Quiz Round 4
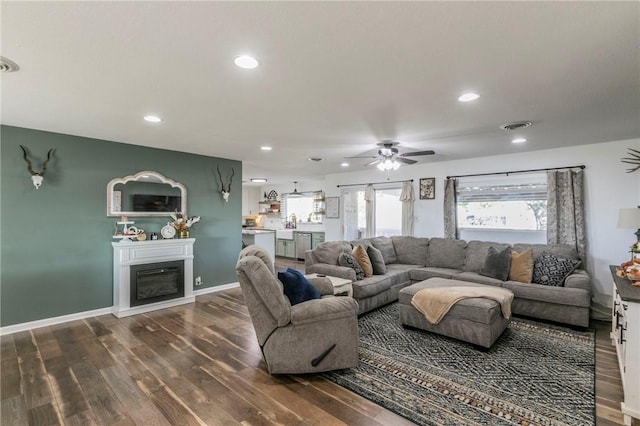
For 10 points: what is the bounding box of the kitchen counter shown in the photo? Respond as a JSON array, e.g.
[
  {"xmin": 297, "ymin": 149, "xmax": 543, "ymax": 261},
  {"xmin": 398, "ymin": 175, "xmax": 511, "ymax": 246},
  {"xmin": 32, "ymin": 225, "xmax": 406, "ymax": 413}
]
[
  {"xmin": 242, "ymin": 229, "xmax": 276, "ymax": 235},
  {"xmin": 242, "ymin": 229, "xmax": 276, "ymax": 261}
]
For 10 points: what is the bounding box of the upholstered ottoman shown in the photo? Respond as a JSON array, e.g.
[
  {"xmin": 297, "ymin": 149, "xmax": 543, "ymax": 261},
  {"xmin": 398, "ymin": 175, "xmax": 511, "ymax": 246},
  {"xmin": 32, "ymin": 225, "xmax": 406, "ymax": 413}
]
[{"xmin": 399, "ymin": 278, "xmax": 512, "ymax": 348}]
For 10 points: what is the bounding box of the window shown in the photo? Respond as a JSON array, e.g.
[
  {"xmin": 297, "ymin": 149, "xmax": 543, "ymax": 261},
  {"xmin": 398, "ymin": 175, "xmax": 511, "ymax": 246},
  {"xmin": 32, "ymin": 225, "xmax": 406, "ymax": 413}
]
[
  {"xmin": 341, "ymin": 185, "xmax": 403, "ymax": 239},
  {"xmin": 457, "ymin": 174, "xmax": 547, "ymax": 231},
  {"xmin": 282, "ymin": 192, "xmax": 324, "ymax": 224}
]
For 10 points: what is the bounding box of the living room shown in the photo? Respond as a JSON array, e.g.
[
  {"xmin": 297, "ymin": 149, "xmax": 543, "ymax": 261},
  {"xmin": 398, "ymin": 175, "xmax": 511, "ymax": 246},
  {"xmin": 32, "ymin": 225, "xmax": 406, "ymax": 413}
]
[{"xmin": 1, "ymin": 1, "xmax": 639, "ymax": 425}]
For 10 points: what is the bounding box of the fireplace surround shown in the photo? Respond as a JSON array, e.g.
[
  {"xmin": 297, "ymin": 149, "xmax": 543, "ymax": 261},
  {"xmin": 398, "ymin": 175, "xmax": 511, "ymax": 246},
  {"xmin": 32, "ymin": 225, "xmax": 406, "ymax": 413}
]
[{"xmin": 112, "ymin": 238, "xmax": 194, "ymax": 317}]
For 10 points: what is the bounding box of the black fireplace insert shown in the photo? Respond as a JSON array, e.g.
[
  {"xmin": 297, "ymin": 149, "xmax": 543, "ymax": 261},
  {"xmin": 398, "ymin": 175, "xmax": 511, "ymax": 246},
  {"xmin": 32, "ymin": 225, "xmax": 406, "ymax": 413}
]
[{"xmin": 130, "ymin": 260, "xmax": 184, "ymax": 307}]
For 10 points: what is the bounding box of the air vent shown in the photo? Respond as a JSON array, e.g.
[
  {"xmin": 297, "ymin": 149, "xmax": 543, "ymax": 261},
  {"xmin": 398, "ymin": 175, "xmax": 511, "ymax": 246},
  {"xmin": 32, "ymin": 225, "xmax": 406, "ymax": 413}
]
[
  {"xmin": 307, "ymin": 157, "xmax": 323, "ymax": 162},
  {"xmin": 0, "ymin": 57, "xmax": 20, "ymax": 73},
  {"xmin": 500, "ymin": 121, "xmax": 532, "ymax": 131}
]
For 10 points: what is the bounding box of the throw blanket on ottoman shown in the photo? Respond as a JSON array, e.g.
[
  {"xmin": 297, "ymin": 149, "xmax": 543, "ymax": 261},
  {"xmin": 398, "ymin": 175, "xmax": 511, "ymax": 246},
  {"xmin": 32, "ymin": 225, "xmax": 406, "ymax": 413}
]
[{"xmin": 411, "ymin": 286, "xmax": 514, "ymax": 324}]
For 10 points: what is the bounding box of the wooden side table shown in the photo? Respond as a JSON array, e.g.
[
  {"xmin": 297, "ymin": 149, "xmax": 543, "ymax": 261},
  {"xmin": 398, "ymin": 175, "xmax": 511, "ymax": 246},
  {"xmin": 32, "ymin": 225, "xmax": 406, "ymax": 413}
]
[
  {"xmin": 306, "ymin": 273, "xmax": 353, "ymax": 297},
  {"xmin": 610, "ymin": 265, "xmax": 640, "ymax": 425}
]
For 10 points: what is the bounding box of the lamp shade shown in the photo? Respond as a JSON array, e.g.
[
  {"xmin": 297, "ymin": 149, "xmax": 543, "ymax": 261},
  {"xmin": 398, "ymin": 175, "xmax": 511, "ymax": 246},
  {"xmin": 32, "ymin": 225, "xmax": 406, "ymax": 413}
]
[{"xmin": 618, "ymin": 208, "xmax": 640, "ymax": 229}]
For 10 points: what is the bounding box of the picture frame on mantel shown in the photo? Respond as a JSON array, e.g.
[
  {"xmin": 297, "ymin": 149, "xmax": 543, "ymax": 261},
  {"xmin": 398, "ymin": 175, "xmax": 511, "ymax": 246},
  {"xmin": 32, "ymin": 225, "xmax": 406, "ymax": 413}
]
[
  {"xmin": 326, "ymin": 197, "xmax": 340, "ymax": 218},
  {"xmin": 419, "ymin": 178, "xmax": 436, "ymax": 200}
]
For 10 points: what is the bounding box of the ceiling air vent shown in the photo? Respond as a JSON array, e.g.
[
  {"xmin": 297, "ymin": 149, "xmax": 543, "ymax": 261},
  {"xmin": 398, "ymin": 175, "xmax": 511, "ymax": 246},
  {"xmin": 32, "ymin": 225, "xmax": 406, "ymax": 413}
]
[
  {"xmin": 500, "ymin": 121, "xmax": 532, "ymax": 131},
  {"xmin": 0, "ymin": 57, "xmax": 20, "ymax": 72}
]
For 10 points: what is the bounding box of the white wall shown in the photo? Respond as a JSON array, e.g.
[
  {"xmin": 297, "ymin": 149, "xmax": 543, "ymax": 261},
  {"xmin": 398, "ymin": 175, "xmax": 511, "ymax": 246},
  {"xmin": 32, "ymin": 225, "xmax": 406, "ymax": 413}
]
[{"xmin": 322, "ymin": 138, "xmax": 640, "ymax": 299}]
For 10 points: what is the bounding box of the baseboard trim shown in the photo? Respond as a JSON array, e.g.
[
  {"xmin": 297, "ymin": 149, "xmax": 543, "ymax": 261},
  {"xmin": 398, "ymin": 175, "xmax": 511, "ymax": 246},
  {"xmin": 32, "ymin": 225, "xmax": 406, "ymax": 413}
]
[
  {"xmin": 194, "ymin": 282, "xmax": 239, "ymax": 296},
  {"xmin": 0, "ymin": 307, "xmax": 113, "ymax": 336},
  {"xmin": 0, "ymin": 283, "xmax": 241, "ymax": 336}
]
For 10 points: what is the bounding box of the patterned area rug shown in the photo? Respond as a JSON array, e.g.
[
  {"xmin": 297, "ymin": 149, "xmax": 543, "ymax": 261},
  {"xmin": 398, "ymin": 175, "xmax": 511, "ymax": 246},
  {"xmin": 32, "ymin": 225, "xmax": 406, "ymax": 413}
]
[{"xmin": 322, "ymin": 303, "xmax": 595, "ymax": 426}]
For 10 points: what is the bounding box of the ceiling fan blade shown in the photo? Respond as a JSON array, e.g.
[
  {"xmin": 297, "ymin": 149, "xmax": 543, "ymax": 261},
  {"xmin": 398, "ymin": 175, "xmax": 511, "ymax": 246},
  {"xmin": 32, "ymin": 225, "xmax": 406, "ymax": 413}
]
[
  {"xmin": 395, "ymin": 157, "xmax": 417, "ymax": 165},
  {"xmin": 398, "ymin": 150, "xmax": 435, "ymax": 157},
  {"xmin": 344, "ymin": 155, "xmax": 379, "ymax": 159},
  {"xmin": 365, "ymin": 159, "xmax": 381, "ymax": 167}
]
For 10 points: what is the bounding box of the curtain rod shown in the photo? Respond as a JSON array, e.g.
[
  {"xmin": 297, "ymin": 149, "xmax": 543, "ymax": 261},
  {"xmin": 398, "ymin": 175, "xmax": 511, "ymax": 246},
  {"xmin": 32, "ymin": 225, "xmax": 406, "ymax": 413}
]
[
  {"xmin": 337, "ymin": 179, "xmax": 413, "ymax": 188},
  {"xmin": 446, "ymin": 165, "xmax": 585, "ymax": 180}
]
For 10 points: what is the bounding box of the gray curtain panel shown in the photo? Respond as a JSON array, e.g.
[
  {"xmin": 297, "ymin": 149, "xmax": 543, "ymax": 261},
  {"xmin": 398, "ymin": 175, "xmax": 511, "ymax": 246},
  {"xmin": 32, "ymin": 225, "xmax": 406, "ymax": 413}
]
[
  {"xmin": 443, "ymin": 178, "xmax": 458, "ymax": 239},
  {"xmin": 547, "ymin": 170, "xmax": 586, "ymax": 265},
  {"xmin": 400, "ymin": 181, "xmax": 415, "ymax": 236}
]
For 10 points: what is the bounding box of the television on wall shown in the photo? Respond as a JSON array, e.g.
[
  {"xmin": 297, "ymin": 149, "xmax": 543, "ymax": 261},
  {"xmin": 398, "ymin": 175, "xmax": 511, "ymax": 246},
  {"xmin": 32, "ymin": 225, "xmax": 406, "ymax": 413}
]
[{"xmin": 132, "ymin": 194, "xmax": 181, "ymax": 212}]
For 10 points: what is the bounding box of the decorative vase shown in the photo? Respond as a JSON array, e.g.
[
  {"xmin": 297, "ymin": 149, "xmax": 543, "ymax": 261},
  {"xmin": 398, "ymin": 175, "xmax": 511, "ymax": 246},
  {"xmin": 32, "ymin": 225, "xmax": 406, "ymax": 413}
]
[{"xmin": 180, "ymin": 229, "xmax": 189, "ymax": 238}]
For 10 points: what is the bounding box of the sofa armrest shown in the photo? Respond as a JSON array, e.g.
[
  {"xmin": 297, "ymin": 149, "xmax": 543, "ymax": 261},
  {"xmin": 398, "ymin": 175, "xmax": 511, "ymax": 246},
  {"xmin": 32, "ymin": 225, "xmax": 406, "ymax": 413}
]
[
  {"xmin": 306, "ymin": 264, "xmax": 356, "ymax": 281},
  {"xmin": 290, "ymin": 297, "xmax": 358, "ymax": 326},
  {"xmin": 307, "ymin": 277, "xmax": 334, "ymax": 296},
  {"xmin": 564, "ymin": 269, "xmax": 591, "ymax": 293}
]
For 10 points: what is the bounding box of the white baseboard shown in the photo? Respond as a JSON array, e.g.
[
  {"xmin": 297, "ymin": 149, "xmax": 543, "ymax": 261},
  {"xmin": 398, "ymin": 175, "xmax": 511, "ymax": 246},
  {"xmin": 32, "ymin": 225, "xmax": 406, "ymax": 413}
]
[
  {"xmin": 0, "ymin": 282, "xmax": 241, "ymax": 336},
  {"xmin": 194, "ymin": 282, "xmax": 239, "ymax": 296},
  {"xmin": 0, "ymin": 306, "xmax": 113, "ymax": 336}
]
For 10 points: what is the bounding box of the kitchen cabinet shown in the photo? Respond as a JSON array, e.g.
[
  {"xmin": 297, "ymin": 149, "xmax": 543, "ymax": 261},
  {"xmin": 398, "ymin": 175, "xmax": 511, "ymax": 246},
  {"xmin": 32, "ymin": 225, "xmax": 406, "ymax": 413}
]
[
  {"xmin": 242, "ymin": 187, "xmax": 260, "ymax": 216},
  {"xmin": 276, "ymin": 238, "xmax": 296, "ymax": 258},
  {"xmin": 311, "ymin": 232, "xmax": 325, "ymax": 249}
]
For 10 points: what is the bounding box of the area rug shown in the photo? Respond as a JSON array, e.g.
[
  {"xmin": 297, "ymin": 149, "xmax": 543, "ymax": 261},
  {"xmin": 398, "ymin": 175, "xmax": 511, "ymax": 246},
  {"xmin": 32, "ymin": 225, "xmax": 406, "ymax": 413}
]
[{"xmin": 321, "ymin": 303, "xmax": 595, "ymax": 426}]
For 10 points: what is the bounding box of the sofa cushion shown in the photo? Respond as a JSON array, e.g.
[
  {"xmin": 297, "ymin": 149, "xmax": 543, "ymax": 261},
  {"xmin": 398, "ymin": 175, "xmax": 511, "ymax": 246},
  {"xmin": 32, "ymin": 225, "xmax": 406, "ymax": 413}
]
[
  {"xmin": 513, "ymin": 243, "xmax": 579, "ymax": 262},
  {"xmin": 425, "ymin": 238, "xmax": 467, "ymax": 269},
  {"xmin": 502, "ymin": 281, "xmax": 591, "ymax": 307},
  {"xmin": 370, "ymin": 236, "xmax": 397, "ymax": 264},
  {"xmin": 338, "ymin": 251, "xmax": 365, "ymax": 280},
  {"xmin": 463, "ymin": 241, "xmax": 510, "ymax": 273},
  {"xmin": 391, "ymin": 236, "xmax": 429, "ymax": 266},
  {"xmin": 278, "ymin": 268, "xmax": 321, "ymax": 305},
  {"xmin": 532, "ymin": 251, "xmax": 580, "ymax": 286},
  {"xmin": 314, "ymin": 241, "xmax": 353, "ymax": 265},
  {"xmin": 367, "ymin": 245, "xmax": 387, "ymax": 275},
  {"xmin": 509, "ymin": 249, "xmax": 534, "ymax": 283},
  {"xmin": 453, "ymin": 271, "xmax": 504, "ymax": 287},
  {"xmin": 409, "ymin": 267, "xmax": 461, "ymax": 281},
  {"xmin": 385, "ymin": 265, "xmax": 413, "ymax": 286},
  {"xmin": 480, "ymin": 246, "xmax": 512, "ymax": 281},
  {"xmin": 351, "ymin": 275, "xmax": 392, "ymax": 299},
  {"xmin": 350, "ymin": 239, "xmax": 373, "ymax": 248},
  {"xmin": 352, "ymin": 245, "xmax": 373, "ymax": 277}
]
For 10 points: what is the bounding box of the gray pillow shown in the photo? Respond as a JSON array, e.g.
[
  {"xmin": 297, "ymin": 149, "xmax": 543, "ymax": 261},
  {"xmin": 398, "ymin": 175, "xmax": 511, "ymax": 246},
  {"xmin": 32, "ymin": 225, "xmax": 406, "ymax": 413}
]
[
  {"xmin": 338, "ymin": 251, "xmax": 365, "ymax": 280},
  {"xmin": 480, "ymin": 246, "xmax": 512, "ymax": 281},
  {"xmin": 370, "ymin": 236, "xmax": 397, "ymax": 264},
  {"xmin": 366, "ymin": 245, "xmax": 387, "ymax": 275},
  {"xmin": 532, "ymin": 251, "xmax": 581, "ymax": 286}
]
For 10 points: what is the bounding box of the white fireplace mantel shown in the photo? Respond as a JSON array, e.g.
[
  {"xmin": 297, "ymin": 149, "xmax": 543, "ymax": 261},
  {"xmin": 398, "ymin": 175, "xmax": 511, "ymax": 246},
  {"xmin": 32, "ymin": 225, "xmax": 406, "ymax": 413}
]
[{"xmin": 112, "ymin": 238, "xmax": 195, "ymax": 318}]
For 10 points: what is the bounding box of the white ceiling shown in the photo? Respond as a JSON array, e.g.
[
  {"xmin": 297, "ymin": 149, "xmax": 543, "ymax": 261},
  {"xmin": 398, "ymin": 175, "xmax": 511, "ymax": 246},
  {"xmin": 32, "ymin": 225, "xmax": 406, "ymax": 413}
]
[{"xmin": 2, "ymin": 1, "xmax": 638, "ymax": 185}]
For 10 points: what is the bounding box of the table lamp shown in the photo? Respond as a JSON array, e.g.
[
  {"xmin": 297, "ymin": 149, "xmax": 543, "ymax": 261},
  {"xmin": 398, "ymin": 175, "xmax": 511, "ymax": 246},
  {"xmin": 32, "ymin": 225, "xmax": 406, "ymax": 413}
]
[{"xmin": 618, "ymin": 207, "xmax": 640, "ymax": 241}]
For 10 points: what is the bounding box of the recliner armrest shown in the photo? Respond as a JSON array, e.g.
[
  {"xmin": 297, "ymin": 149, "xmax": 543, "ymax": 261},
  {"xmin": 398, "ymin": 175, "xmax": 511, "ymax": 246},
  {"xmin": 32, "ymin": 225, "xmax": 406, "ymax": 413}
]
[{"xmin": 290, "ymin": 297, "xmax": 358, "ymax": 326}]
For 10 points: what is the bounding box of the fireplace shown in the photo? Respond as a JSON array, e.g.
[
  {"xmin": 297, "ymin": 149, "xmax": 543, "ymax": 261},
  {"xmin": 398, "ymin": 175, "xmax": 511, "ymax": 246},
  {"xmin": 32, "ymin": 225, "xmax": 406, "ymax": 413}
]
[
  {"xmin": 112, "ymin": 238, "xmax": 195, "ymax": 318},
  {"xmin": 130, "ymin": 260, "xmax": 184, "ymax": 307}
]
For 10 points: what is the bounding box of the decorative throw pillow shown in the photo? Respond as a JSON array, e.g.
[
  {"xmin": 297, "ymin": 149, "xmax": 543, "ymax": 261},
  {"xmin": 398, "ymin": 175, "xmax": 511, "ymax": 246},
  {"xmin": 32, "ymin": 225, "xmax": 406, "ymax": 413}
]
[
  {"xmin": 480, "ymin": 246, "xmax": 512, "ymax": 281},
  {"xmin": 509, "ymin": 249, "xmax": 534, "ymax": 283},
  {"xmin": 367, "ymin": 245, "xmax": 387, "ymax": 275},
  {"xmin": 277, "ymin": 268, "xmax": 321, "ymax": 305},
  {"xmin": 352, "ymin": 245, "xmax": 373, "ymax": 277},
  {"xmin": 339, "ymin": 251, "xmax": 365, "ymax": 280},
  {"xmin": 532, "ymin": 251, "xmax": 581, "ymax": 286}
]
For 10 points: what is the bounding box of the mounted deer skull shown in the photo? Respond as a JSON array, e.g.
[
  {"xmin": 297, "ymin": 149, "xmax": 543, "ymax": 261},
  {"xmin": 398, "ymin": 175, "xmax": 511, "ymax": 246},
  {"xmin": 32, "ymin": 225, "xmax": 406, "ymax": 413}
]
[
  {"xmin": 217, "ymin": 165, "xmax": 234, "ymax": 202},
  {"xmin": 622, "ymin": 148, "xmax": 640, "ymax": 173},
  {"xmin": 20, "ymin": 145, "xmax": 53, "ymax": 189}
]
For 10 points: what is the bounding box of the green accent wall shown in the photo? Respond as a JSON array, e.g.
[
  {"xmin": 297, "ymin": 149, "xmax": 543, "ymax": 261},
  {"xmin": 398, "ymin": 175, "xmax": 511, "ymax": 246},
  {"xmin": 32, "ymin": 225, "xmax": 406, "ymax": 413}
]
[{"xmin": 1, "ymin": 125, "xmax": 242, "ymax": 327}]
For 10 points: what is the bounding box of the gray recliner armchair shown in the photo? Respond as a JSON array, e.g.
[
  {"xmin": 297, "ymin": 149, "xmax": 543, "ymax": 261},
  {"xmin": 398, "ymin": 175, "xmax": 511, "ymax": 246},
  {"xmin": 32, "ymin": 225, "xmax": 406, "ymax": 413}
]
[{"xmin": 236, "ymin": 245, "xmax": 359, "ymax": 374}]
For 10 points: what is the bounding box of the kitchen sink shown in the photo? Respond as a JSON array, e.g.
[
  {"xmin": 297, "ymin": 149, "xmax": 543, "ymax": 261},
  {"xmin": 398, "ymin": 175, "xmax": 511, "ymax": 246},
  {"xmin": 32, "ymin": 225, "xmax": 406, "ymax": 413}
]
[{"xmin": 276, "ymin": 230, "xmax": 294, "ymax": 240}]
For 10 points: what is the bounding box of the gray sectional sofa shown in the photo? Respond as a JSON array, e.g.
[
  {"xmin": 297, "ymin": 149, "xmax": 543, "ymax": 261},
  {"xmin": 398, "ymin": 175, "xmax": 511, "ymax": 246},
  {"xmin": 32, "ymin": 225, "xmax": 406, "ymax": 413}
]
[{"xmin": 304, "ymin": 236, "xmax": 592, "ymax": 327}]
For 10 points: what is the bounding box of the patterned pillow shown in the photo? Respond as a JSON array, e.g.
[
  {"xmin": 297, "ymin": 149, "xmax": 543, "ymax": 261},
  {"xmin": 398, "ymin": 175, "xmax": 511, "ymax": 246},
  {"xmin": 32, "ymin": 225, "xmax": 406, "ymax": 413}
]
[
  {"xmin": 532, "ymin": 251, "xmax": 581, "ymax": 286},
  {"xmin": 339, "ymin": 251, "xmax": 365, "ymax": 281}
]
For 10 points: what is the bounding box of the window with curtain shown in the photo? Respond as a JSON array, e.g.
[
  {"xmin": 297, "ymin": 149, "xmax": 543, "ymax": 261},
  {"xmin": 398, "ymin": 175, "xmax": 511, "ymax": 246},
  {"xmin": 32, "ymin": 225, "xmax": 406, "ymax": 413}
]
[
  {"xmin": 456, "ymin": 173, "xmax": 548, "ymax": 232},
  {"xmin": 281, "ymin": 191, "xmax": 324, "ymax": 224},
  {"xmin": 341, "ymin": 185, "xmax": 403, "ymax": 239}
]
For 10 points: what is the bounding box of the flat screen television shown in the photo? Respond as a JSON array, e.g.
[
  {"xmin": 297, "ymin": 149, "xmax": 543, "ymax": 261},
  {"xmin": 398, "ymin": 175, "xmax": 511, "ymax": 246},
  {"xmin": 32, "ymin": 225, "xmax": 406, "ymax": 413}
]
[{"xmin": 132, "ymin": 194, "xmax": 181, "ymax": 212}]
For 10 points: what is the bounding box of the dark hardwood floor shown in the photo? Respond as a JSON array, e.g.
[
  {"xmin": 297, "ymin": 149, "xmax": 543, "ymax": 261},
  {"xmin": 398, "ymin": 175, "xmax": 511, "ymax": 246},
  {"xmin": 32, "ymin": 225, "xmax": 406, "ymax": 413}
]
[{"xmin": 0, "ymin": 261, "xmax": 634, "ymax": 425}]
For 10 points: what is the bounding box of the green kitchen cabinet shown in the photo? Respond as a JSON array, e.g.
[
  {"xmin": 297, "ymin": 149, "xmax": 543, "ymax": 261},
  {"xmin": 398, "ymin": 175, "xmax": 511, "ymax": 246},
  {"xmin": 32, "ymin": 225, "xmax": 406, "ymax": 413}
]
[
  {"xmin": 311, "ymin": 232, "xmax": 325, "ymax": 250},
  {"xmin": 276, "ymin": 239, "xmax": 296, "ymax": 258}
]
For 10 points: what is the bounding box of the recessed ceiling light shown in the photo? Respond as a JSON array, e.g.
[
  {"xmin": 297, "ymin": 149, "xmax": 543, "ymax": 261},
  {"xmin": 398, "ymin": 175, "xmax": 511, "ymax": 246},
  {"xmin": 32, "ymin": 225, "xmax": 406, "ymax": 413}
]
[
  {"xmin": 308, "ymin": 157, "xmax": 323, "ymax": 162},
  {"xmin": 234, "ymin": 55, "xmax": 259, "ymax": 69},
  {"xmin": 144, "ymin": 115, "xmax": 162, "ymax": 123},
  {"xmin": 512, "ymin": 138, "xmax": 527, "ymax": 144},
  {"xmin": 458, "ymin": 92, "xmax": 480, "ymax": 102},
  {"xmin": 341, "ymin": 162, "xmax": 350, "ymax": 167},
  {"xmin": 250, "ymin": 178, "xmax": 267, "ymax": 183},
  {"xmin": 260, "ymin": 146, "xmax": 272, "ymax": 151}
]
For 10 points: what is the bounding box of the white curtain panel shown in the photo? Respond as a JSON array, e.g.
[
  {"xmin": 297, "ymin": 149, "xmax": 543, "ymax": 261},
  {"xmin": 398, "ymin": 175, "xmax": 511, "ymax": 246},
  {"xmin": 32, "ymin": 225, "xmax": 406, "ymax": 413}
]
[
  {"xmin": 400, "ymin": 181, "xmax": 415, "ymax": 236},
  {"xmin": 443, "ymin": 178, "xmax": 458, "ymax": 239},
  {"xmin": 364, "ymin": 184, "xmax": 375, "ymax": 238},
  {"xmin": 547, "ymin": 170, "xmax": 587, "ymax": 264}
]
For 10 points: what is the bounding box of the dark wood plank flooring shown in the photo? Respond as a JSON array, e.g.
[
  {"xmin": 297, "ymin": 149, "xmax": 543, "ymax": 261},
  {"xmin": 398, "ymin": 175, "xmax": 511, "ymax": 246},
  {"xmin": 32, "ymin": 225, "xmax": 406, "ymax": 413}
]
[{"xmin": 0, "ymin": 262, "xmax": 635, "ymax": 425}]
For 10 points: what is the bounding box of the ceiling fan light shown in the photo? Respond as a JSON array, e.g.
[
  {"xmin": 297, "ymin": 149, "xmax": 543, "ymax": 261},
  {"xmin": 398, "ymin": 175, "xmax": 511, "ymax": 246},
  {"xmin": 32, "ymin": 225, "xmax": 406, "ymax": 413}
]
[
  {"xmin": 392, "ymin": 161, "xmax": 401, "ymax": 170},
  {"xmin": 376, "ymin": 162, "xmax": 385, "ymax": 171}
]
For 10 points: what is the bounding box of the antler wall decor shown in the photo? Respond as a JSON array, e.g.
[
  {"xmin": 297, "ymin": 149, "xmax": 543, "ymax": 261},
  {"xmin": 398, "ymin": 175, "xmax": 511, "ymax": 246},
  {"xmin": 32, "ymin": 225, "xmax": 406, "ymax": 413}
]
[
  {"xmin": 216, "ymin": 165, "xmax": 235, "ymax": 202},
  {"xmin": 20, "ymin": 145, "xmax": 54, "ymax": 189},
  {"xmin": 621, "ymin": 148, "xmax": 640, "ymax": 173}
]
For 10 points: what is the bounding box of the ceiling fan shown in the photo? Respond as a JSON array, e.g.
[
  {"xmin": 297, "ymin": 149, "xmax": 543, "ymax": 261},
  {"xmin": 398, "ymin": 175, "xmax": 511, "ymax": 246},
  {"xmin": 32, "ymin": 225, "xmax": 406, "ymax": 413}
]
[{"xmin": 345, "ymin": 141, "xmax": 435, "ymax": 169}]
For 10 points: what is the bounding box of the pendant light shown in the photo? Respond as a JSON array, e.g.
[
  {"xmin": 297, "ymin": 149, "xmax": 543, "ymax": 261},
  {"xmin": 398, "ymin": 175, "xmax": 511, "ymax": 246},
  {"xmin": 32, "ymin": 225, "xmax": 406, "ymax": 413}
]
[{"xmin": 289, "ymin": 181, "xmax": 302, "ymax": 197}]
